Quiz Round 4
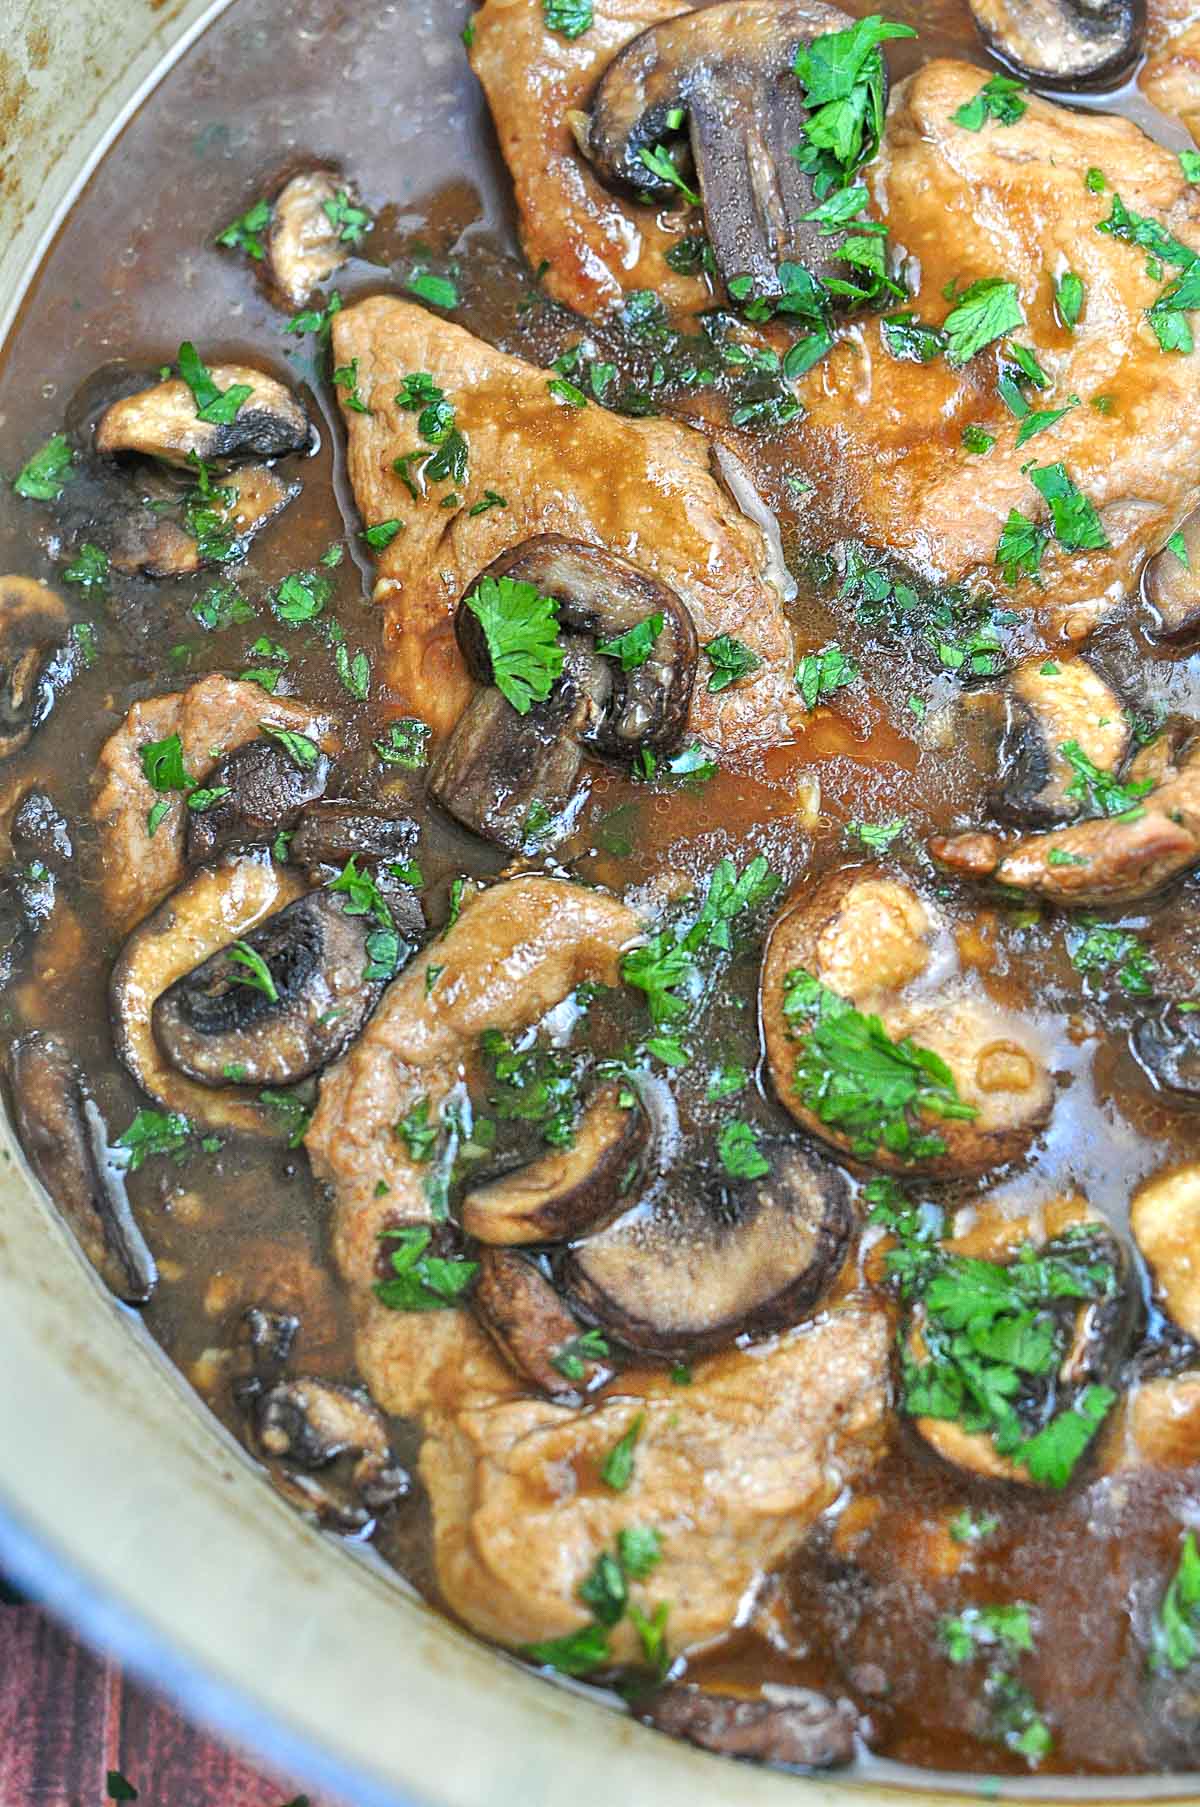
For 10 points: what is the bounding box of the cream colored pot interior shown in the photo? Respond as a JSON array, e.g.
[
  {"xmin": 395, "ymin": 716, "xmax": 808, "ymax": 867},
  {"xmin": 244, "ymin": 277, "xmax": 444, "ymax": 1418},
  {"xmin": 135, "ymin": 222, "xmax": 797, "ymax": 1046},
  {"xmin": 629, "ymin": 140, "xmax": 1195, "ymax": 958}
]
[{"xmin": 0, "ymin": 6, "xmax": 1179, "ymax": 1807}]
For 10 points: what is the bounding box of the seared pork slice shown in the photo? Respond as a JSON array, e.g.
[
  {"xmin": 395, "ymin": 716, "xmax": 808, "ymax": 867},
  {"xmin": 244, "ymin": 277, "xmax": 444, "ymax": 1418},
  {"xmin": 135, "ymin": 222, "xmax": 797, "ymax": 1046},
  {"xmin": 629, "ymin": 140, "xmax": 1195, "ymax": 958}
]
[
  {"xmin": 305, "ymin": 875, "xmax": 640, "ymax": 1288},
  {"xmin": 469, "ymin": 0, "xmax": 698, "ymax": 320},
  {"xmin": 760, "ymin": 867, "xmax": 1053, "ymax": 1177},
  {"xmin": 795, "ymin": 60, "xmax": 1200, "ymax": 629},
  {"xmin": 330, "ymin": 298, "xmax": 801, "ymax": 751},
  {"xmin": 92, "ymin": 675, "xmax": 339, "ymax": 932},
  {"xmin": 355, "ymin": 1293, "xmax": 890, "ymax": 1656}
]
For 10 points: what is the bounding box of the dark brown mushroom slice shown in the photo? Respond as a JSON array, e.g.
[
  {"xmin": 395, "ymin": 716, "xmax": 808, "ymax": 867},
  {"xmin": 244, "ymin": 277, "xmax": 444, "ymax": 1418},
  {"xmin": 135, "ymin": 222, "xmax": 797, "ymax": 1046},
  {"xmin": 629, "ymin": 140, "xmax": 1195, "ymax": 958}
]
[
  {"xmin": 459, "ymin": 536, "xmax": 697, "ymax": 758},
  {"xmin": 95, "ymin": 364, "xmax": 311, "ymax": 468},
  {"xmin": 428, "ymin": 639, "xmax": 611, "ymax": 852},
  {"xmin": 965, "ymin": 0, "xmax": 1144, "ymax": 86},
  {"xmin": 11, "ymin": 789, "xmax": 73, "ymax": 864},
  {"xmin": 152, "ymin": 886, "xmax": 403, "ymax": 1089},
  {"xmin": 1131, "ymin": 1004, "xmax": 1200, "ymax": 1104},
  {"xmin": 0, "ymin": 578, "xmax": 72, "ymax": 760},
  {"xmin": 563, "ymin": 1138, "xmax": 851, "ymax": 1358},
  {"xmin": 991, "ymin": 656, "xmax": 1129, "ymax": 828},
  {"xmin": 249, "ymin": 1376, "xmax": 409, "ymax": 1530},
  {"xmin": 462, "ymin": 1082, "xmax": 649, "ymax": 1244},
  {"xmin": 635, "ymin": 1685, "xmax": 859, "ymax": 1770},
  {"xmin": 9, "ymin": 1034, "xmax": 156, "ymax": 1304},
  {"xmin": 290, "ymin": 800, "xmax": 420, "ymax": 872},
  {"xmin": 185, "ymin": 737, "xmax": 331, "ymax": 864},
  {"xmin": 266, "ymin": 167, "xmax": 358, "ymax": 305},
  {"xmin": 586, "ymin": 0, "xmax": 861, "ymax": 301},
  {"xmin": 1144, "ymin": 510, "xmax": 1200, "ymax": 648},
  {"xmin": 473, "ymin": 1249, "xmax": 614, "ymax": 1403}
]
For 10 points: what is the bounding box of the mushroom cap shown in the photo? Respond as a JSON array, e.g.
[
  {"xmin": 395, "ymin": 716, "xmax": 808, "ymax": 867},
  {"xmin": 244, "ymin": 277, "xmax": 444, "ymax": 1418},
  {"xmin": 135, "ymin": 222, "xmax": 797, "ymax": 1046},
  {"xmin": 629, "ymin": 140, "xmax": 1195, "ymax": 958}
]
[
  {"xmin": 965, "ymin": 0, "xmax": 1145, "ymax": 87},
  {"xmin": 1144, "ymin": 509, "xmax": 1200, "ymax": 648},
  {"xmin": 185, "ymin": 737, "xmax": 331, "ymax": 865},
  {"xmin": 472, "ymin": 1248, "xmax": 614, "ymax": 1404},
  {"xmin": 1131, "ymin": 1004, "xmax": 1200, "ymax": 1105},
  {"xmin": 562, "ymin": 1136, "xmax": 852, "ymax": 1358},
  {"xmin": 636, "ymin": 1685, "xmax": 858, "ymax": 1770},
  {"xmin": 266, "ymin": 166, "xmax": 355, "ymax": 307},
  {"xmin": 991, "ymin": 656, "xmax": 1129, "ymax": 829},
  {"xmin": 586, "ymin": 0, "xmax": 861, "ymax": 299},
  {"xmin": 151, "ymin": 885, "xmax": 403, "ymax": 1089},
  {"xmin": 0, "ymin": 577, "xmax": 71, "ymax": 761},
  {"xmin": 95, "ymin": 365, "xmax": 311, "ymax": 468},
  {"xmin": 456, "ymin": 534, "xmax": 698, "ymax": 757}
]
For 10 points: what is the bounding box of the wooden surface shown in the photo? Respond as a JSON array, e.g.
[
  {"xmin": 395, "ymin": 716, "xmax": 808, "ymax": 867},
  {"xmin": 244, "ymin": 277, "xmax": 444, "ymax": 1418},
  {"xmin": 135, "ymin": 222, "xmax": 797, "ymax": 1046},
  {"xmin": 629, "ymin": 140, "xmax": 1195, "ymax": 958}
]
[{"xmin": 0, "ymin": 1582, "xmax": 343, "ymax": 1807}]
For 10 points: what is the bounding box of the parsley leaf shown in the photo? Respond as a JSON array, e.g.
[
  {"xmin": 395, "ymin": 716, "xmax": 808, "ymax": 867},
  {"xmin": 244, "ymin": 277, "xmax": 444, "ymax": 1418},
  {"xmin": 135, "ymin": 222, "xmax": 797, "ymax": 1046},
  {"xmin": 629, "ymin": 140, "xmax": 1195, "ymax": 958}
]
[
  {"xmin": 952, "ymin": 73, "xmax": 1028, "ymax": 131},
  {"xmin": 882, "ymin": 312, "xmax": 948, "ymax": 363},
  {"xmin": 796, "ymin": 643, "xmax": 859, "ymax": 709},
  {"xmin": 524, "ymin": 1623, "xmax": 610, "ymax": 1675},
  {"xmin": 717, "ymin": 1119, "xmax": 770, "ymax": 1180},
  {"xmin": 1096, "ymin": 192, "xmax": 1198, "ymax": 271},
  {"xmin": 62, "ymin": 542, "xmax": 109, "ymax": 589},
  {"xmin": 1028, "ymin": 463, "xmax": 1110, "ymax": 551},
  {"xmin": 601, "ymin": 1413, "xmax": 644, "ymax": 1491},
  {"xmin": 406, "ymin": 267, "xmax": 459, "ymax": 310},
  {"xmin": 177, "ymin": 342, "xmax": 253, "ymax": 425},
  {"xmin": 551, "ymin": 1327, "xmax": 610, "ymax": 1382},
  {"xmin": 791, "ymin": 15, "xmax": 917, "ymax": 197},
  {"xmin": 228, "ymin": 939, "xmax": 279, "ymax": 1002},
  {"xmin": 1060, "ymin": 740, "xmax": 1153, "ymax": 819},
  {"xmin": 997, "ymin": 508, "xmax": 1048, "ymax": 585},
  {"xmin": 215, "ymin": 197, "xmax": 271, "ymax": 260},
  {"xmin": 1152, "ymin": 1530, "xmax": 1200, "ymax": 1673},
  {"xmin": 1070, "ymin": 922, "xmax": 1155, "ymax": 995},
  {"xmin": 375, "ymin": 1226, "xmax": 478, "ymax": 1312},
  {"xmin": 782, "ymin": 969, "xmax": 977, "ymax": 1161},
  {"xmin": 322, "ymin": 188, "xmax": 371, "ymax": 246},
  {"xmin": 463, "ymin": 573, "xmax": 564, "ymax": 715},
  {"xmin": 1014, "ymin": 395, "xmax": 1080, "ymax": 447},
  {"xmin": 596, "ymin": 613, "xmax": 664, "ymax": 672},
  {"xmin": 375, "ymin": 718, "xmax": 431, "ymax": 768},
  {"xmin": 940, "ymin": 1603, "xmax": 1035, "ymax": 1664},
  {"xmin": 114, "ymin": 1109, "xmax": 193, "ymax": 1172},
  {"xmin": 13, "ymin": 433, "xmax": 75, "ymax": 501},
  {"xmin": 638, "ymin": 144, "xmax": 700, "ymax": 208},
  {"xmin": 943, "ymin": 279, "xmax": 1024, "ymax": 364},
  {"xmin": 286, "ymin": 290, "xmax": 343, "ymax": 339},
  {"xmin": 1054, "ymin": 270, "xmax": 1085, "ymax": 331},
  {"xmin": 543, "ymin": 0, "xmax": 592, "ymax": 37},
  {"xmin": 704, "ymin": 634, "xmax": 761, "ymax": 693},
  {"xmin": 273, "ymin": 570, "xmax": 330, "ymax": 623},
  {"xmin": 140, "ymin": 732, "xmax": 193, "ymax": 793}
]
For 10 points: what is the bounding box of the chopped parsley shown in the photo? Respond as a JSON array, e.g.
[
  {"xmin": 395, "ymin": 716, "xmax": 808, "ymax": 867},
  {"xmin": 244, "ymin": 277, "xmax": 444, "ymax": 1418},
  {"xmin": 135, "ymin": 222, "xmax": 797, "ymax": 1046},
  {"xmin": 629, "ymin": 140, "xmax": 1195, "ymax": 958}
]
[
  {"xmin": 62, "ymin": 542, "xmax": 109, "ymax": 589},
  {"xmin": 542, "ymin": 0, "xmax": 592, "ymax": 37},
  {"xmin": 882, "ymin": 313, "xmax": 947, "ymax": 363},
  {"xmin": 363, "ymin": 518, "xmax": 404, "ymax": 549},
  {"xmin": 13, "ymin": 433, "xmax": 74, "ymax": 501},
  {"xmin": 791, "ymin": 15, "xmax": 917, "ymax": 198},
  {"xmin": 1061, "ymin": 740, "xmax": 1153, "ymax": 819},
  {"xmin": 406, "ymin": 267, "xmax": 459, "ymax": 310},
  {"xmin": 620, "ymin": 856, "xmax": 779, "ymax": 1026},
  {"xmin": 596, "ymin": 613, "xmax": 664, "ymax": 671},
  {"xmin": 638, "ymin": 144, "xmax": 700, "ymax": 208},
  {"xmin": 962, "ymin": 424, "xmax": 996, "ymax": 456},
  {"xmin": 796, "ymin": 644, "xmax": 859, "ymax": 710},
  {"xmin": 375, "ymin": 1226, "xmax": 478, "ymax": 1312},
  {"xmin": 1096, "ymin": 193, "xmax": 1198, "ymax": 272},
  {"xmin": 228, "ymin": 939, "xmax": 278, "ymax": 1003},
  {"xmin": 259, "ymin": 1090, "xmax": 313, "ymax": 1147},
  {"xmin": 546, "ymin": 375, "xmax": 588, "ymax": 408},
  {"xmin": 782, "ymin": 970, "xmax": 977, "ymax": 1162},
  {"xmin": 950, "ymin": 1507, "xmax": 999, "ymax": 1544},
  {"xmin": 942, "ymin": 279, "xmax": 1023, "ymax": 364},
  {"xmin": 704, "ymin": 634, "xmax": 761, "ymax": 693},
  {"xmin": 332, "ymin": 357, "xmax": 371, "ymax": 414},
  {"xmin": 601, "ymin": 1413, "xmax": 644, "ymax": 1491},
  {"xmin": 848, "ymin": 817, "xmax": 906, "ymax": 853},
  {"xmin": 260, "ymin": 724, "xmax": 320, "ymax": 770},
  {"xmin": 551, "ymin": 1328, "xmax": 610, "ymax": 1382},
  {"xmin": 707, "ymin": 1063, "xmax": 748, "ymax": 1101},
  {"xmin": 1028, "ymin": 463, "xmax": 1110, "ymax": 552},
  {"xmin": 940, "ymin": 1603, "xmax": 1035, "ymax": 1664},
  {"xmin": 468, "ymin": 488, "xmax": 508, "ymax": 516},
  {"xmin": 322, "ymin": 188, "xmax": 371, "ymax": 246},
  {"xmin": 997, "ymin": 508, "xmax": 1048, "ymax": 585},
  {"xmin": 334, "ymin": 642, "xmax": 371, "ymax": 700},
  {"xmin": 330, "ymin": 856, "xmax": 393, "ymax": 926},
  {"xmin": 375, "ymin": 718, "xmax": 432, "ymax": 768},
  {"xmin": 463, "ymin": 572, "xmax": 564, "ymax": 714},
  {"xmin": 177, "ymin": 342, "xmax": 253, "ymax": 425},
  {"xmin": 286, "ymin": 290, "xmax": 343, "ymax": 339},
  {"xmin": 1054, "ymin": 270, "xmax": 1085, "ymax": 332},
  {"xmin": 215, "ymin": 197, "xmax": 271, "ymax": 260},
  {"xmin": 140, "ymin": 732, "xmax": 193, "ymax": 794},
  {"xmin": 1151, "ymin": 1530, "xmax": 1200, "ymax": 1673},
  {"xmin": 396, "ymin": 1095, "xmax": 439, "ymax": 1162},
  {"xmin": 114, "ymin": 1109, "xmax": 192, "ymax": 1172},
  {"xmin": 1014, "ymin": 396, "xmax": 1080, "ymax": 448},
  {"xmin": 952, "ymin": 73, "xmax": 1027, "ymax": 131},
  {"xmin": 1070, "ymin": 922, "xmax": 1155, "ymax": 995},
  {"xmin": 717, "ymin": 1119, "xmax": 770, "ymax": 1180}
]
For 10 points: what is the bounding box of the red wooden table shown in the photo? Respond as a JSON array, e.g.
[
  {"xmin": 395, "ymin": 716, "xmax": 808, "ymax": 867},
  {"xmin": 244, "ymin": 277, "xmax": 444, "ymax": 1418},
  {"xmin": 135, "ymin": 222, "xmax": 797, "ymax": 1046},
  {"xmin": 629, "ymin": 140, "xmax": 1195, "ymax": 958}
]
[{"xmin": 0, "ymin": 1585, "xmax": 342, "ymax": 1807}]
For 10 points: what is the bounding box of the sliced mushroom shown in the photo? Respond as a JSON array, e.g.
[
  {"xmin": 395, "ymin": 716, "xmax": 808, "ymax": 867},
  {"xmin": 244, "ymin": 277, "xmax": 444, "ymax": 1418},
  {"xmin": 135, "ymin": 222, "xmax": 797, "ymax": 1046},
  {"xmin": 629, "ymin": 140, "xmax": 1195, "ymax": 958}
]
[
  {"xmin": 1131, "ymin": 1164, "xmax": 1200, "ymax": 1339},
  {"xmin": 472, "ymin": 1248, "xmax": 614, "ymax": 1402},
  {"xmin": 1144, "ymin": 509, "xmax": 1200, "ymax": 648},
  {"xmin": 110, "ymin": 848, "xmax": 306, "ymax": 1135},
  {"xmin": 221, "ymin": 461, "xmax": 302, "ymax": 537},
  {"xmin": 12, "ymin": 789, "xmax": 73, "ymax": 864},
  {"xmin": 761, "ymin": 869, "xmax": 1053, "ymax": 1177},
  {"xmin": 9, "ymin": 1034, "xmax": 156, "ymax": 1304},
  {"xmin": 933, "ymin": 723, "xmax": 1200, "ymax": 908},
  {"xmin": 185, "ymin": 737, "xmax": 331, "ymax": 864},
  {"xmin": 462, "ymin": 1083, "xmax": 649, "ymax": 1244},
  {"xmin": 1131, "ymin": 1004, "xmax": 1200, "ymax": 1104},
  {"xmin": 586, "ymin": 0, "xmax": 861, "ymax": 300},
  {"xmin": 151, "ymin": 886, "xmax": 401, "ymax": 1090},
  {"xmin": 267, "ymin": 167, "xmax": 358, "ymax": 305},
  {"xmin": 965, "ymin": 0, "xmax": 1144, "ymax": 87},
  {"xmin": 95, "ymin": 366, "xmax": 311, "ymax": 468},
  {"xmin": 431, "ymin": 535, "xmax": 698, "ymax": 851},
  {"xmin": 0, "ymin": 578, "xmax": 71, "ymax": 760},
  {"xmin": 290, "ymin": 800, "xmax": 420, "ymax": 873},
  {"xmin": 248, "ymin": 1376, "xmax": 409, "ymax": 1531},
  {"xmin": 564, "ymin": 1138, "xmax": 850, "ymax": 1358},
  {"xmin": 990, "ymin": 656, "xmax": 1129, "ymax": 828},
  {"xmin": 635, "ymin": 1685, "xmax": 859, "ymax": 1769}
]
